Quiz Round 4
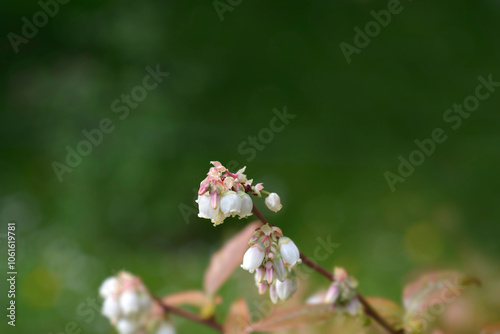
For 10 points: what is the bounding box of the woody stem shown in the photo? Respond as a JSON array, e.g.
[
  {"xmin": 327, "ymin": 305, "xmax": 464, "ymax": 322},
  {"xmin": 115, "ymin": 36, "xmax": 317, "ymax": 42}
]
[
  {"xmin": 252, "ymin": 204, "xmax": 404, "ymax": 334},
  {"xmin": 154, "ymin": 296, "xmax": 224, "ymax": 332}
]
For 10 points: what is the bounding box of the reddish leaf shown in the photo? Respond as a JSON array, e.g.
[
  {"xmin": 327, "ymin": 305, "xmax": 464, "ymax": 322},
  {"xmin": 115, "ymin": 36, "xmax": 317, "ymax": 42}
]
[
  {"xmin": 204, "ymin": 222, "xmax": 260, "ymax": 295},
  {"xmin": 225, "ymin": 299, "xmax": 251, "ymax": 334},
  {"xmin": 162, "ymin": 290, "xmax": 211, "ymax": 308},
  {"xmin": 402, "ymin": 271, "xmax": 479, "ymax": 333},
  {"xmin": 248, "ymin": 303, "xmax": 335, "ymax": 332},
  {"xmin": 481, "ymin": 323, "xmax": 500, "ymax": 334},
  {"xmin": 366, "ymin": 297, "xmax": 403, "ymax": 330}
]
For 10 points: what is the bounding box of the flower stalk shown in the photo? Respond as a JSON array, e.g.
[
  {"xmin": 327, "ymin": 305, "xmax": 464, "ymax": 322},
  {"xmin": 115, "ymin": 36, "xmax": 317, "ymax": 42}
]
[{"xmin": 251, "ymin": 204, "xmax": 404, "ymax": 334}]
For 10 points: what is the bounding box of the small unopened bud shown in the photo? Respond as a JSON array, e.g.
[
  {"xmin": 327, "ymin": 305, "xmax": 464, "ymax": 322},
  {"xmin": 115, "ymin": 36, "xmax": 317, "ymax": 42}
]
[
  {"xmin": 241, "ymin": 243, "xmax": 266, "ymax": 273},
  {"xmin": 325, "ymin": 283, "xmax": 340, "ymax": 304},
  {"xmin": 265, "ymin": 261, "xmax": 274, "ymax": 284},
  {"xmin": 265, "ymin": 193, "xmax": 282, "ymax": 212},
  {"xmin": 258, "ymin": 282, "xmax": 268, "ymax": 295},
  {"xmin": 255, "ymin": 267, "xmax": 265, "ymax": 283}
]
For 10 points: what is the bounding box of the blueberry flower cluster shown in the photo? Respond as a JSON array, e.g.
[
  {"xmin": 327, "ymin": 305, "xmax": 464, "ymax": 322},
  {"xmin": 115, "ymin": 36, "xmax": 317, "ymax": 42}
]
[
  {"xmin": 99, "ymin": 271, "xmax": 175, "ymax": 334},
  {"xmin": 324, "ymin": 267, "xmax": 362, "ymax": 316},
  {"xmin": 241, "ymin": 224, "xmax": 301, "ymax": 303},
  {"xmin": 197, "ymin": 161, "xmax": 282, "ymax": 226}
]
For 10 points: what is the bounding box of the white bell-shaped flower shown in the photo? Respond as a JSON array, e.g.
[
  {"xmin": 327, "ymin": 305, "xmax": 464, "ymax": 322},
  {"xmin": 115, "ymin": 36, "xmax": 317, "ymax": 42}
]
[
  {"xmin": 156, "ymin": 321, "xmax": 176, "ymax": 334},
  {"xmin": 116, "ymin": 318, "xmax": 138, "ymax": 334},
  {"xmin": 102, "ymin": 297, "xmax": 121, "ymax": 320},
  {"xmin": 220, "ymin": 191, "xmax": 242, "ymax": 216},
  {"xmin": 276, "ymin": 277, "xmax": 297, "ymax": 301},
  {"xmin": 119, "ymin": 291, "xmax": 140, "ymax": 316},
  {"xmin": 241, "ymin": 243, "xmax": 266, "ymax": 273},
  {"xmin": 238, "ymin": 192, "xmax": 253, "ymax": 218},
  {"xmin": 265, "ymin": 193, "xmax": 282, "ymax": 212},
  {"xmin": 196, "ymin": 194, "xmax": 220, "ymax": 221},
  {"xmin": 279, "ymin": 237, "xmax": 301, "ymax": 268},
  {"xmin": 99, "ymin": 277, "xmax": 118, "ymax": 299}
]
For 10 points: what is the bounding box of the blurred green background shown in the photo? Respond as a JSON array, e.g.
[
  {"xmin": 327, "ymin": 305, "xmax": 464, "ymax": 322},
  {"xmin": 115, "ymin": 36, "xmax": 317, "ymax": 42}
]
[{"xmin": 1, "ymin": 0, "xmax": 499, "ymax": 333}]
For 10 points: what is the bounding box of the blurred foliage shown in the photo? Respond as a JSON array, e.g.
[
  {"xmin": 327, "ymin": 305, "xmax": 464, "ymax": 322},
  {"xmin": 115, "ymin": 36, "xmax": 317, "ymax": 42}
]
[{"xmin": 1, "ymin": 0, "xmax": 499, "ymax": 333}]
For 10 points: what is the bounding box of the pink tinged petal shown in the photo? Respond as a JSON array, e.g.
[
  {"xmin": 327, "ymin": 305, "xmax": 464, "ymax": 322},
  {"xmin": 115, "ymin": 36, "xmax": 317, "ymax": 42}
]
[
  {"xmin": 265, "ymin": 262, "xmax": 274, "ymax": 284},
  {"xmin": 334, "ymin": 267, "xmax": 348, "ymax": 283},
  {"xmin": 255, "ymin": 183, "xmax": 264, "ymax": 192},
  {"xmin": 255, "ymin": 267, "xmax": 265, "ymax": 283},
  {"xmin": 198, "ymin": 180, "xmax": 210, "ymax": 195},
  {"xmin": 325, "ymin": 283, "xmax": 340, "ymax": 304},
  {"xmin": 210, "ymin": 161, "xmax": 226, "ymax": 172},
  {"xmin": 210, "ymin": 190, "xmax": 219, "ymax": 210},
  {"xmin": 258, "ymin": 282, "xmax": 268, "ymax": 295}
]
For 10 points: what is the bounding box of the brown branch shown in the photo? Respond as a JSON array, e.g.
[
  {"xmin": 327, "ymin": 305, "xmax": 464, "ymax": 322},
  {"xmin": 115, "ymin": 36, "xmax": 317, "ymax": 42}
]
[
  {"xmin": 154, "ymin": 296, "xmax": 224, "ymax": 332},
  {"xmin": 252, "ymin": 204, "xmax": 404, "ymax": 334}
]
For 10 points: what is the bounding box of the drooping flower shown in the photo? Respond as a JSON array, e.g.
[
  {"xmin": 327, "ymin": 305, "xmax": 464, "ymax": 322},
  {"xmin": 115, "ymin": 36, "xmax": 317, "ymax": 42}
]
[
  {"xmin": 279, "ymin": 237, "xmax": 301, "ymax": 268},
  {"xmin": 242, "ymin": 224, "xmax": 301, "ymax": 303},
  {"xmin": 323, "ymin": 267, "xmax": 362, "ymax": 316},
  {"xmin": 241, "ymin": 243, "xmax": 266, "ymax": 273},
  {"xmin": 265, "ymin": 193, "xmax": 282, "ymax": 212},
  {"xmin": 276, "ymin": 276, "xmax": 298, "ymax": 301},
  {"xmin": 99, "ymin": 271, "xmax": 176, "ymax": 334},
  {"xmin": 220, "ymin": 191, "xmax": 242, "ymax": 216}
]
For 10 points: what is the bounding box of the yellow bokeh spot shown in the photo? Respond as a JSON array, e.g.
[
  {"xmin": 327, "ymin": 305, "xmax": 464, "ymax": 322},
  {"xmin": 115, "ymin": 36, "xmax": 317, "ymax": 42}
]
[
  {"xmin": 22, "ymin": 267, "xmax": 61, "ymax": 308},
  {"xmin": 404, "ymin": 223, "xmax": 443, "ymax": 263}
]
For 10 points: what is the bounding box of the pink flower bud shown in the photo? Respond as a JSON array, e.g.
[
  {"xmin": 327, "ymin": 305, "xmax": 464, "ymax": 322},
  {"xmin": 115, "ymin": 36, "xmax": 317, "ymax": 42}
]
[{"xmin": 325, "ymin": 283, "xmax": 340, "ymax": 304}]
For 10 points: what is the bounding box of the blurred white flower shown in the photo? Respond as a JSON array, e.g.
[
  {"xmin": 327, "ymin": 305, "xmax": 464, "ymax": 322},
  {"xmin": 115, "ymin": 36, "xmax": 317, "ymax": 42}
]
[
  {"xmin": 116, "ymin": 318, "xmax": 138, "ymax": 334},
  {"xmin": 276, "ymin": 277, "xmax": 297, "ymax": 301},
  {"xmin": 120, "ymin": 291, "xmax": 141, "ymax": 316},
  {"xmin": 265, "ymin": 193, "xmax": 282, "ymax": 212},
  {"xmin": 102, "ymin": 297, "xmax": 121, "ymax": 320},
  {"xmin": 99, "ymin": 276, "xmax": 119, "ymax": 299},
  {"xmin": 156, "ymin": 321, "xmax": 176, "ymax": 334}
]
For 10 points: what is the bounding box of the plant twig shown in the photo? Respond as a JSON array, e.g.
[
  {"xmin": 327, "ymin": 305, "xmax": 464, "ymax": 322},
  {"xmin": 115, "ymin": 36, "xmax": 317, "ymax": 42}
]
[
  {"xmin": 252, "ymin": 204, "xmax": 404, "ymax": 334},
  {"xmin": 154, "ymin": 296, "xmax": 224, "ymax": 332}
]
